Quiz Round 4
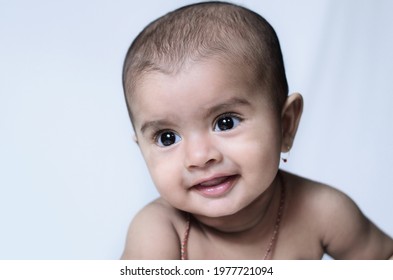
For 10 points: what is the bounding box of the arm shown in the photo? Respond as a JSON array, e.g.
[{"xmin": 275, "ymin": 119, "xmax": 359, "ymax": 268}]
[
  {"xmin": 321, "ymin": 188, "xmax": 393, "ymax": 259},
  {"xmin": 121, "ymin": 200, "xmax": 182, "ymax": 260}
]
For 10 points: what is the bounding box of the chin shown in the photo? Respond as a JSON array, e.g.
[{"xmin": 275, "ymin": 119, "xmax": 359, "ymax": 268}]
[{"xmin": 193, "ymin": 201, "xmax": 247, "ymax": 219}]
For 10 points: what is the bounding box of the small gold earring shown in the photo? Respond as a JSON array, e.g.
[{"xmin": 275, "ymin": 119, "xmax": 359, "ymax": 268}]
[{"xmin": 281, "ymin": 145, "xmax": 291, "ymax": 163}]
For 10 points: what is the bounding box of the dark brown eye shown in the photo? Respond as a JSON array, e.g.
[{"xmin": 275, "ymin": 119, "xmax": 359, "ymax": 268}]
[
  {"xmin": 214, "ymin": 115, "xmax": 241, "ymax": 131},
  {"xmin": 156, "ymin": 131, "xmax": 181, "ymax": 146}
]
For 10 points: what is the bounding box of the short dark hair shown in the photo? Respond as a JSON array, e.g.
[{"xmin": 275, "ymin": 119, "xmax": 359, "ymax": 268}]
[{"xmin": 123, "ymin": 1, "xmax": 288, "ymax": 123}]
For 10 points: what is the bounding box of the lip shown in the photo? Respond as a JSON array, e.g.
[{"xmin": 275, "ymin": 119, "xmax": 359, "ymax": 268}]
[{"xmin": 192, "ymin": 174, "xmax": 239, "ymax": 198}]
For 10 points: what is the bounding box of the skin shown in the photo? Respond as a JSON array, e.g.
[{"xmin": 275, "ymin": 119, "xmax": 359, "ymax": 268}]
[{"xmin": 121, "ymin": 58, "xmax": 393, "ymax": 259}]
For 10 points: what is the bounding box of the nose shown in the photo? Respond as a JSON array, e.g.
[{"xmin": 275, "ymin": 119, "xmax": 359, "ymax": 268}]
[{"xmin": 184, "ymin": 133, "xmax": 223, "ymax": 169}]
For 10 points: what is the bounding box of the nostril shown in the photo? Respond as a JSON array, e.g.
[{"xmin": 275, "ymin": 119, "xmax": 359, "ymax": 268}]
[
  {"xmin": 205, "ymin": 158, "xmax": 216, "ymax": 166},
  {"xmin": 186, "ymin": 150, "xmax": 216, "ymax": 168},
  {"xmin": 184, "ymin": 135, "xmax": 223, "ymax": 169}
]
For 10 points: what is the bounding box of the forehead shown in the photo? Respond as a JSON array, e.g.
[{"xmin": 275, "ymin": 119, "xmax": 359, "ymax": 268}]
[{"xmin": 132, "ymin": 59, "xmax": 251, "ymax": 105}]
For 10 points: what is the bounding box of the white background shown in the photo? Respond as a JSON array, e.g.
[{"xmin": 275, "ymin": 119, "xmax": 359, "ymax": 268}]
[{"xmin": 1, "ymin": 0, "xmax": 392, "ymax": 259}]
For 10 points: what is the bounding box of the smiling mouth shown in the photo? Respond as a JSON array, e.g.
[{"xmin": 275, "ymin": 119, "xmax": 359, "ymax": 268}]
[{"xmin": 193, "ymin": 175, "xmax": 239, "ymax": 198}]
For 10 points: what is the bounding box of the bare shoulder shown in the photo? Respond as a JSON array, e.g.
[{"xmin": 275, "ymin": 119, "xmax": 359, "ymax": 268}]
[
  {"xmin": 282, "ymin": 171, "xmax": 393, "ymax": 259},
  {"xmin": 121, "ymin": 198, "xmax": 188, "ymax": 260}
]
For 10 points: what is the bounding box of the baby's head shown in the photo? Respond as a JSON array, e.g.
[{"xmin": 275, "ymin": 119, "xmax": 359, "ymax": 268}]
[
  {"xmin": 122, "ymin": 2, "xmax": 302, "ymax": 217},
  {"xmin": 123, "ymin": 1, "xmax": 288, "ymax": 125}
]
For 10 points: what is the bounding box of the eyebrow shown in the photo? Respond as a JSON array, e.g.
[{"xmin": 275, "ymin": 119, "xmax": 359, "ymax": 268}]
[
  {"xmin": 140, "ymin": 119, "xmax": 175, "ymax": 135},
  {"xmin": 139, "ymin": 96, "xmax": 252, "ymax": 135},
  {"xmin": 204, "ymin": 97, "xmax": 251, "ymax": 118}
]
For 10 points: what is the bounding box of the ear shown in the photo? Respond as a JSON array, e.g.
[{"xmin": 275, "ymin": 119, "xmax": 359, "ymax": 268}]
[{"xmin": 280, "ymin": 93, "xmax": 303, "ymax": 152}]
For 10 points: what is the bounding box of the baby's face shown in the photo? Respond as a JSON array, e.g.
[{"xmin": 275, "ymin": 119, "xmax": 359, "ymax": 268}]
[{"xmin": 131, "ymin": 59, "xmax": 283, "ymax": 218}]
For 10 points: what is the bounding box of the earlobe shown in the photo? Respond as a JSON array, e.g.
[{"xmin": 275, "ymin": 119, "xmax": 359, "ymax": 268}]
[{"xmin": 280, "ymin": 93, "xmax": 303, "ymax": 152}]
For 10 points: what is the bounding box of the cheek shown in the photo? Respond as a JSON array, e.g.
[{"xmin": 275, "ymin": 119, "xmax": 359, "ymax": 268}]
[
  {"xmin": 232, "ymin": 141, "xmax": 280, "ymax": 169},
  {"xmin": 223, "ymin": 126, "xmax": 281, "ymax": 171},
  {"xmin": 142, "ymin": 149, "xmax": 182, "ymax": 191},
  {"xmin": 146, "ymin": 155, "xmax": 188, "ymax": 208}
]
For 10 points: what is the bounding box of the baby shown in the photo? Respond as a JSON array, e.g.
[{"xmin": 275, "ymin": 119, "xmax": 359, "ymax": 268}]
[{"xmin": 121, "ymin": 1, "xmax": 393, "ymax": 259}]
